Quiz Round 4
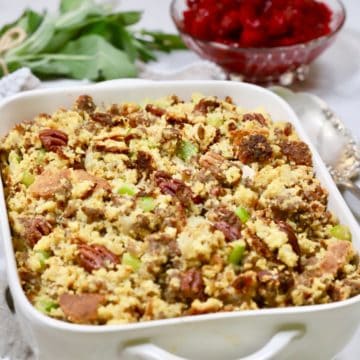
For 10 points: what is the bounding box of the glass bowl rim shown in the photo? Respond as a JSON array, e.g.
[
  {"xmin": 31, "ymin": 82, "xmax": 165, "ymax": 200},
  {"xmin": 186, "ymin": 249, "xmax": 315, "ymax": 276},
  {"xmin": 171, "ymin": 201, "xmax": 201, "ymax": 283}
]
[{"xmin": 170, "ymin": 0, "xmax": 347, "ymax": 53}]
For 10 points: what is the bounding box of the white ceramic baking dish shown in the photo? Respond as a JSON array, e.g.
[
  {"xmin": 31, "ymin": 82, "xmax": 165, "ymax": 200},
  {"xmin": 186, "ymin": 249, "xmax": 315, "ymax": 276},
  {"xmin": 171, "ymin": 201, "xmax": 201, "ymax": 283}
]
[{"xmin": 0, "ymin": 81, "xmax": 359, "ymax": 360}]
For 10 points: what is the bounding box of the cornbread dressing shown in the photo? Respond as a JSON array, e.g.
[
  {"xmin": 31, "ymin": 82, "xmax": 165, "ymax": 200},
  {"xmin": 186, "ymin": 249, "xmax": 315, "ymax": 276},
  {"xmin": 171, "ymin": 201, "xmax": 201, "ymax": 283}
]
[{"xmin": 1, "ymin": 93, "xmax": 359, "ymax": 325}]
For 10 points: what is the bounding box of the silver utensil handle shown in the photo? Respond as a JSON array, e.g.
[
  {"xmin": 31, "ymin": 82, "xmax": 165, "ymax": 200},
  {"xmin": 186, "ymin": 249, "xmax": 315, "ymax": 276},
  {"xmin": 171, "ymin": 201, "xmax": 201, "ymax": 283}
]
[{"xmin": 340, "ymin": 181, "xmax": 360, "ymax": 200}]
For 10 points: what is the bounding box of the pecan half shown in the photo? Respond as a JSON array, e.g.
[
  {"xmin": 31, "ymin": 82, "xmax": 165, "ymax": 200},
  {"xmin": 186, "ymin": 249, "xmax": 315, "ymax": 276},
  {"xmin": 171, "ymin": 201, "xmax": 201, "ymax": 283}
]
[
  {"xmin": 281, "ymin": 141, "xmax": 312, "ymax": 166},
  {"xmin": 198, "ymin": 151, "xmax": 226, "ymax": 181},
  {"xmin": 75, "ymin": 95, "xmax": 96, "ymax": 113},
  {"xmin": 93, "ymin": 140, "xmax": 128, "ymax": 154},
  {"xmin": 180, "ymin": 268, "xmax": 206, "ymax": 301},
  {"xmin": 39, "ymin": 129, "xmax": 68, "ymax": 152},
  {"xmin": 77, "ymin": 244, "xmax": 119, "ymax": 272},
  {"xmin": 213, "ymin": 208, "xmax": 242, "ymax": 242},
  {"xmin": 236, "ymin": 134, "xmax": 272, "ymax": 164},
  {"xmin": 23, "ymin": 217, "xmax": 52, "ymax": 248},
  {"xmin": 90, "ymin": 112, "xmax": 112, "ymax": 126},
  {"xmin": 213, "ymin": 221, "xmax": 241, "ymax": 242},
  {"xmin": 193, "ymin": 99, "xmax": 220, "ymax": 114},
  {"xmin": 154, "ymin": 171, "xmax": 194, "ymax": 207},
  {"xmin": 59, "ymin": 293, "xmax": 105, "ymax": 324},
  {"xmin": 145, "ymin": 104, "xmax": 166, "ymax": 117},
  {"xmin": 243, "ymin": 113, "xmax": 267, "ymax": 126},
  {"xmin": 165, "ymin": 113, "xmax": 188, "ymax": 126}
]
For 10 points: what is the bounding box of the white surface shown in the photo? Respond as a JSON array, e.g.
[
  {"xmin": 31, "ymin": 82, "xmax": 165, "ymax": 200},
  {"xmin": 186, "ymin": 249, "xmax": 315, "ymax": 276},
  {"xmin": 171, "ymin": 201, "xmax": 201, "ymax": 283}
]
[
  {"xmin": 0, "ymin": 80, "xmax": 360, "ymax": 360},
  {"xmin": 122, "ymin": 329, "xmax": 303, "ymax": 360},
  {"xmin": 0, "ymin": 1, "xmax": 359, "ymax": 359}
]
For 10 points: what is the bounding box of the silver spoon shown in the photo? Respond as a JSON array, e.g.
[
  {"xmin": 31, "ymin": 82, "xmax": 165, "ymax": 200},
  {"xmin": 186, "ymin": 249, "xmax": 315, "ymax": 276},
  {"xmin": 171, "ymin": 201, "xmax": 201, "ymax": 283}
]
[{"xmin": 271, "ymin": 86, "xmax": 360, "ymax": 200}]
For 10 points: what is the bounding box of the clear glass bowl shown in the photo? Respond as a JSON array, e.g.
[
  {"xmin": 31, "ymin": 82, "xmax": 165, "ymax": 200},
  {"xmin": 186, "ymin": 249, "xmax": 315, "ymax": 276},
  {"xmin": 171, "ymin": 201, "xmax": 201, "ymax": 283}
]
[{"xmin": 170, "ymin": 0, "xmax": 346, "ymax": 85}]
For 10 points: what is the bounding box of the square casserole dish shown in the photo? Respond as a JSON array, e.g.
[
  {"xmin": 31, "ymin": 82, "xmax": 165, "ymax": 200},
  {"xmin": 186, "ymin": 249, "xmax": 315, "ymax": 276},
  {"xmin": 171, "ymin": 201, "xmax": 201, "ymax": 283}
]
[{"xmin": 0, "ymin": 81, "xmax": 359, "ymax": 360}]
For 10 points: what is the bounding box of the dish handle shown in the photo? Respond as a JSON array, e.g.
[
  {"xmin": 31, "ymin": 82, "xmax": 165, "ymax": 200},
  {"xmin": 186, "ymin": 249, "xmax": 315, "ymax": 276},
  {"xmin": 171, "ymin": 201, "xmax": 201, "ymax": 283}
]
[{"xmin": 122, "ymin": 327, "xmax": 304, "ymax": 360}]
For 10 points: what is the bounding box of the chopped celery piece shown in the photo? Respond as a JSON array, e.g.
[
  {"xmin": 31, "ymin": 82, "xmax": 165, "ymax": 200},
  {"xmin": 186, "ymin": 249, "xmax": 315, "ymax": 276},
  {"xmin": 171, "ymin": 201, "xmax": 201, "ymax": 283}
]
[
  {"xmin": 117, "ymin": 184, "xmax": 136, "ymax": 196},
  {"xmin": 35, "ymin": 298, "xmax": 58, "ymax": 314},
  {"xmin": 36, "ymin": 148, "xmax": 47, "ymax": 163},
  {"xmin": 330, "ymin": 225, "xmax": 352, "ymax": 241},
  {"xmin": 21, "ymin": 171, "xmax": 35, "ymax": 187},
  {"xmin": 235, "ymin": 207, "xmax": 250, "ymax": 224},
  {"xmin": 207, "ymin": 113, "xmax": 224, "ymax": 127},
  {"xmin": 36, "ymin": 250, "xmax": 51, "ymax": 268},
  {"xmin": 122, "ymin": 252, "xmax": 141, "ymax": 271},
  {"xmin": 8, "ymin": 151, "xmax": 21, "ymax": 164},
  {"xmin": 139, "ymin": 197, "xmax": 156, "ymax": 212},
  {"xmin": 177, "ymin": 141, "xmax": 198, "ymax": 162},
  {"xmin": 228, "ymin": 244, "xmax": 246, "ymax": 265}
]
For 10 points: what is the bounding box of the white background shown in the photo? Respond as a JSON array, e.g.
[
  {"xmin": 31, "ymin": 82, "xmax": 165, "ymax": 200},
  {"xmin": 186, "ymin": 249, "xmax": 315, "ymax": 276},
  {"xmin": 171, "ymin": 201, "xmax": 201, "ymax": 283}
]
[{"xmin": 0, "ymin": 1, "xmax": 359, "ymax": 359}]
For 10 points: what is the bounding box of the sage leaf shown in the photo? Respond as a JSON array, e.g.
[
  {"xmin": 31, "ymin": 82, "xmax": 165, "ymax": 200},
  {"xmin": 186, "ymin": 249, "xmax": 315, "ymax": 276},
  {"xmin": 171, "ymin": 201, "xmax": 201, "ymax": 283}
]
[{"xmin": 27, "ymin": 35, "xmax": 137, "ymax": 80}]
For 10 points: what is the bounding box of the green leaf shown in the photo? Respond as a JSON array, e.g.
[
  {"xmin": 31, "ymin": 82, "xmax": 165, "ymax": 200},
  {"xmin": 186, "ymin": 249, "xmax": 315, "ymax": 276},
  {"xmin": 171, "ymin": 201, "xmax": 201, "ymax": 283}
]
[
  {"xmin": 0, "ymin": 9, "xmax": 43, "ymax": 37},
  {"xmin": 108, "ymin": 11, "xmax": 142, "ymax": 27},
  {"xmin": 6, "ymin": 16, "xmax": 55, "ymax": 57},
  {"xmin": 42, "ymin": 28, "xmax": 79, "ymax": 53},
  {"xmin": 138, "ymin": 30, "xmax": 186, "ymax": 52},
  {"xmin": 28, "ymin": 35, "xmax": 137, "ymax": 80},
  {"xmin": 131, "ymin": 38, "xmax": 157, "ymax": 62},
  {"xmin": 60, "ymin": 0, "xmax": 88, "ymax": 13},
  {"xmin": 116, "ymin": 26, "xmax": 138, "ymax": 62},
  {"xmin": 56, "ymin": 1, "xmax": 105, "ymax": 30}
]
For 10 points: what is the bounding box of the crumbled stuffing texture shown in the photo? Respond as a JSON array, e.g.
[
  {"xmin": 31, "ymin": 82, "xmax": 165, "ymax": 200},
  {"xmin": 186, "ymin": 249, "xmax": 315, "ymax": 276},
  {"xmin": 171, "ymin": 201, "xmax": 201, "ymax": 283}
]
[{"xmin": 1, "ymin": 94, "xmax": 359, "ymax": 325}]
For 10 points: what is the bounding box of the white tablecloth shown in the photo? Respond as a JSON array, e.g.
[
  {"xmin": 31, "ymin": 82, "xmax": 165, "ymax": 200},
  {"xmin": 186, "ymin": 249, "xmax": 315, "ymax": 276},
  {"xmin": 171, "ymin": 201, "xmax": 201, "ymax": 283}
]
[{"xmin": 0, "ymin": 1, "xmax": 359, "ymax": 359}]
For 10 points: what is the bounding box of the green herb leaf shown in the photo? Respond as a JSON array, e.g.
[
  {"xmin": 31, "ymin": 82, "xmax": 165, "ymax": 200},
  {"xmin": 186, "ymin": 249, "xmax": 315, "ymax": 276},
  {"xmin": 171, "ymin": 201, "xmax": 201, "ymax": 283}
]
[
  {"xmin": 116, "ymin": 26, "xmax": 138, "ymax": 62},
  {"xmin": 1, "ymin": 1, "xmax": 182, "ymax": 80},
  {"xmin": 6, "ymin": 16, "xmax": 55, "ymax": 57},
  {"xmin": 108, "ymin": 11, "xmax": 142, "ymax": 27},
  {"xmin": 138, "ymin": 30, "xmax": 186, "ymax": 52},
  {"xmin": 0, "ymin": 9, "xmax": 43, "ymax": 37},
  {"xmin": 56, "ymin": 1, "xmax": 105, "ymax": 30},
  {"xmin": 60, "ymin": 0, "xmax": 89, "ymax": 14},
  {"xmin": 27, "ymin": 35, "xmax": 137, "ymax": 80}
]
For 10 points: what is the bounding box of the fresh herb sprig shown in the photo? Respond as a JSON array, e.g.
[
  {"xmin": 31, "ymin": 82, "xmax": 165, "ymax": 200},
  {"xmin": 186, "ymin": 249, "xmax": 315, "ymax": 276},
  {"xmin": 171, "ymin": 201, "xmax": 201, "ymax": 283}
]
[{"xmin": 0, "ymin": 0, "xmax": 186, "ymax": 80}]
